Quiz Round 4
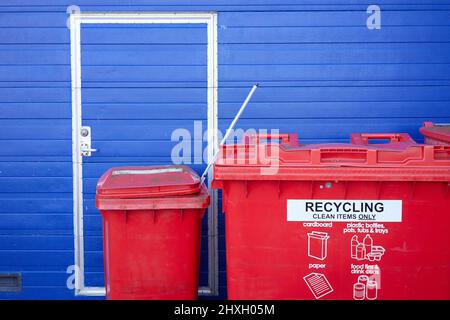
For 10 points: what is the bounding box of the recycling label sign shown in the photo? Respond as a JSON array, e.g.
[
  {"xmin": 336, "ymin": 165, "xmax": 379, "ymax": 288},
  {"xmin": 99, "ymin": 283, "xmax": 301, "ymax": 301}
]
[{"xmin": 287, "ymin": 200, "xmax": 402, "ymax": 222}]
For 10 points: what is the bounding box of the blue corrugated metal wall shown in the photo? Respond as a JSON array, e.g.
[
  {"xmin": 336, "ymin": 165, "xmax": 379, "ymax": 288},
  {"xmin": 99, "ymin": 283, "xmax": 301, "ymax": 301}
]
[{"xmin": 0, "ymin": 0, "xmax": 449, "ymax": 299}]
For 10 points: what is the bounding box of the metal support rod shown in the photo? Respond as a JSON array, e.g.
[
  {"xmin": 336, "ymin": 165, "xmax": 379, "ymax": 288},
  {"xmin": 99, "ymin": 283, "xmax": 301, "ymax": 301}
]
[{"xmin": 200, "ymin": 84, "xmax": 259, "ymax": 184}]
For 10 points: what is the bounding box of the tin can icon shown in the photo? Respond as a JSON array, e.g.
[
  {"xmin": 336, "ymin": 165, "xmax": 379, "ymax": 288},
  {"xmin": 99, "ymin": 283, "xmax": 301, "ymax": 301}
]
[
  {"xmin": 366, "ymin": 281, "xmax": 378, "ymax": 300},
  {"xmin": 353, "ymin": 283, "xmax": 365, "ymax": 300},
  {"xmin": 358, "ymin": 275, "xmax": 369, "ymax": 287}
]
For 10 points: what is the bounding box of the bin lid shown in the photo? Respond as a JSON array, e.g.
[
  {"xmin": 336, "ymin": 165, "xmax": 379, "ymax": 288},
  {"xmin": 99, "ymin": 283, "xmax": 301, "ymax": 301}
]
[
  {"xmin": 420, "ymin": 122, "xmax": 450, "ymax": 143},
  {"xmin": 213, "ymin": 132, "xmax": 450, "ymax": 183},
  {"xmin": 96, "ymin": 165, "xmax": 201, "ymax": 199}
]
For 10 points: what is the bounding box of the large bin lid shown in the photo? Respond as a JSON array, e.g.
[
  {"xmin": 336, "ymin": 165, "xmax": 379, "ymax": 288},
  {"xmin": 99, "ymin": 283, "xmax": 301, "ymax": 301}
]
[
  {"xmin": 96, "ymin": 165, "xmax": 201, "ymax": 199},
  {"xmin": 420, "ymin": 122, "xmax": 450, "ymax": 143},
  {"xmin": 213, "ymin": 132, "xmax": 450, "ymax": 182}
]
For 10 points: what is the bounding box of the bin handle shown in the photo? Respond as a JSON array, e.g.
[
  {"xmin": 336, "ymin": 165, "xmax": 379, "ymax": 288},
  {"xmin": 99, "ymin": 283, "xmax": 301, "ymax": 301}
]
[
  {"xmin": 422, "ymin": 121, "xmax": 434, "ymax": 128},
  {"xmin": 244, "ymin": 133, "xmax": 297, "ymax": 145},
  {"xmin": 350, "ymin": 133, "xmax": 415, "ymax": 145},
  {"xmin": 310, "ymin": 148, "xmax": 372, "ymax": 165}
]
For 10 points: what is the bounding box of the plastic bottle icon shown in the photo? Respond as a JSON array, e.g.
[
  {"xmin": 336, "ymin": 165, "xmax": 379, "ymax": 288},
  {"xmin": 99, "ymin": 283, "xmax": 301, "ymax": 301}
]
[
  {"xmin": 363, "ymin": 234, "xmax": 373, "ymax": 258},
  {"xmin": 356, "ymin": 243, "xmax": 365, "ymax": 260},
  {"xmin": 366, "ymin": 281, "xmax": 378, "ymax": 300},
  {"xmin": 351, "ymin": 235, "xmax": 359, "ymax": 259}
]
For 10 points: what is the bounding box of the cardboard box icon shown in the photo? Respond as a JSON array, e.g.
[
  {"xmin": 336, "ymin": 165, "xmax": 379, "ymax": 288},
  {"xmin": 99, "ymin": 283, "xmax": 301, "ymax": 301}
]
[{"xmin": 307, "ymin": 231, "xmax": 330, "ymax": 260}]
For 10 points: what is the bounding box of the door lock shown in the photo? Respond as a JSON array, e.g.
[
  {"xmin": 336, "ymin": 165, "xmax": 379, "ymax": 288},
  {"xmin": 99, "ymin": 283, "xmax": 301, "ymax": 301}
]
[
  {"xmin": 80, "ymin": 128, "xmax": 90, "ymax": 137},
  {"xmin": 80, "ymin": 126, "xmax": 97, "ymax": 157}
]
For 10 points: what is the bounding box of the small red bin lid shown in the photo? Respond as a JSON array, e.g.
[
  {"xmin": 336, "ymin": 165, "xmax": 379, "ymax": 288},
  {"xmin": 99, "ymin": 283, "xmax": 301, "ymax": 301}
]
[{"xmin": 96, "ymin": 165, "xmax": 201, "ymax": 199}]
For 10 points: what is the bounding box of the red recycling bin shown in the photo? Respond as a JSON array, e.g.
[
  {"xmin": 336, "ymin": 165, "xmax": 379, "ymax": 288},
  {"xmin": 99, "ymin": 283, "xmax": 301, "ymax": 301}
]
[
  {"xmin": 213, "ymin": 132, "xmax": 450, "ymax": 300},
  {"xmin": 96, "ymin": 165, "xmax": 209, "ymax": 300},
  {"xmin": 420, "ymin": 121, "xmax": 450, "ymax": 145}
]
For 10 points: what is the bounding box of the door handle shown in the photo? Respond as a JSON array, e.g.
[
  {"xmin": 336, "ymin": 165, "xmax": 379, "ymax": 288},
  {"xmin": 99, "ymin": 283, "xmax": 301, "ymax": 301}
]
[
  {"xmin": 80, "ymin": 143, "xmax": 98, "ymax": 156},
  {"xmin": 81, "ymin": 145, "xmax": 98, "ymax": 153}
]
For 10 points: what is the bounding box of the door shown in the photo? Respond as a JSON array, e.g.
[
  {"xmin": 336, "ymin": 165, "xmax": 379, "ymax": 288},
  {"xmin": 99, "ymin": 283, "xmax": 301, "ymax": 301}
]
[{"xmin": 70, "ymin": 13, "xmax": 218, "ymax": 295}]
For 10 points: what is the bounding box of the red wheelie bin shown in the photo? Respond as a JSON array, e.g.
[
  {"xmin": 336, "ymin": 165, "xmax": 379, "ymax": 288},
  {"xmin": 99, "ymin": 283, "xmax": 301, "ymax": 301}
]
[
  {"xmin": 213, "ymin": 132, "xmax": 450, "ymax": 300},
  {"xmin": 96, "ymin": 165, "xmax": 209, "ymax": 300}
]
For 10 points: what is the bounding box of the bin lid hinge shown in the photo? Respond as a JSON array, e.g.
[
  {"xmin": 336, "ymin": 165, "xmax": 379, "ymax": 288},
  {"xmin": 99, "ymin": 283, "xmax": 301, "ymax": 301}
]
[
  {"xmin": 277, "ymin": 180, "xmax": 282, "ymax": 198},
  {"xmin": 244, "ymin": 180, "xmax": 249, "ymax": 198},
  {"xmin": 409, "ymin": 181, "xmax": 417, "ymax": 199},
  {"xmin": 310, "ymin": 181, "xmax": 315, "ymax": 198}
]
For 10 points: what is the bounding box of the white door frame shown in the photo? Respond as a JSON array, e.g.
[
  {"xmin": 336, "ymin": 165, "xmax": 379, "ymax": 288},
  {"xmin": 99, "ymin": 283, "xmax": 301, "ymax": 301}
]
[{"xmin": 70, "ymin": 12, "xmax": 218, "ymax": 297}]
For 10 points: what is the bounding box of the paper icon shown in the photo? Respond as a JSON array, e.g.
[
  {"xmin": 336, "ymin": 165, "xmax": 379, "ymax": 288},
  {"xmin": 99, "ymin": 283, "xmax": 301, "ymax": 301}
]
[{"xmin": 303, "ymin": 272, "xmax": 333, "ymax": 299}]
